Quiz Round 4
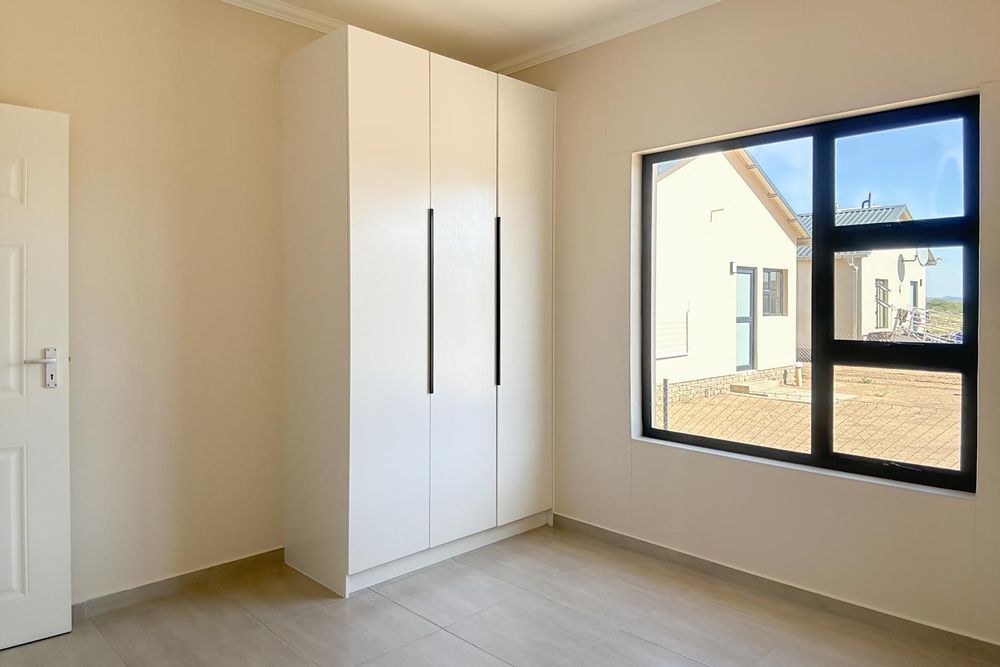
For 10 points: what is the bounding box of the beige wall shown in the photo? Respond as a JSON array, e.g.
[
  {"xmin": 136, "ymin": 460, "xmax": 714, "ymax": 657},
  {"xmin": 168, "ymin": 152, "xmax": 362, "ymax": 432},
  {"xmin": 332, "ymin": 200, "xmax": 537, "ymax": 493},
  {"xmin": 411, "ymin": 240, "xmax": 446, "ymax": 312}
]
[
  {"xmin": 0, "ymin": 0, "xmax": 317, "ymax": 602},
  {"xmin": 516, "ymin": 0, "xmax": 1000, "ymax": 643}
]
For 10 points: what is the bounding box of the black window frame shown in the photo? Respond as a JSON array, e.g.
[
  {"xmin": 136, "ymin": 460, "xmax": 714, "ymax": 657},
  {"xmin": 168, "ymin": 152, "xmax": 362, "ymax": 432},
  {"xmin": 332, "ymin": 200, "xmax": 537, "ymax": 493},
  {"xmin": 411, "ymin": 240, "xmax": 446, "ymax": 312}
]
[
  {"xmin": 641, "ymin": 95, "xmax": 979, "ymax": 492},
  {"xmin": 762, "ymin": 268, "xmax": 786, "ymax": 316}
]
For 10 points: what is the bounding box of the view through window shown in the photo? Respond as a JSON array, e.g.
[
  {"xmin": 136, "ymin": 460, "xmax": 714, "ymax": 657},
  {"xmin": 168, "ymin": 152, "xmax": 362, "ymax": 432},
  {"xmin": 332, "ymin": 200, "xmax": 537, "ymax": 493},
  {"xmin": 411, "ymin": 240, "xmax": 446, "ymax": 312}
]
[{"xmin": 642, "ymin": 97, "xmax": 979, "ymax": 490}]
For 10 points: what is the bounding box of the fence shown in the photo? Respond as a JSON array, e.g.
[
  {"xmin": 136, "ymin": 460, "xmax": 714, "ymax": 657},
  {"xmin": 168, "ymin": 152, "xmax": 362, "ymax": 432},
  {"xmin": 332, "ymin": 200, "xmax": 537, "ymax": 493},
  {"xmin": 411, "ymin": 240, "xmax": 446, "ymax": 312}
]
[{"xmin": 653, "ymin": 365, "xmax": 799, "ymax": 429}]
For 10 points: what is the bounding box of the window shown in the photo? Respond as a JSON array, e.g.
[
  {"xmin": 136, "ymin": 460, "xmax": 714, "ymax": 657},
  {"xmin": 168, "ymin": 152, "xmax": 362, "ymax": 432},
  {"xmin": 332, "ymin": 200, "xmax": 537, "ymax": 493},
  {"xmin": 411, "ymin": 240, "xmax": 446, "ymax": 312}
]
[
  {"xmin": 656, "ymin": 310, "xmax": 689, "ymax": 359},
  {"xmin": 762, "ymin": 269, "xmax": 786, "ymax": 316},
  {"xmin": 642, "ymin": 96, "xmax": 979, "ymax": 491},
  {"xmin": 875, "ymin": 278, "xmax": 890, "ymax": 329}
]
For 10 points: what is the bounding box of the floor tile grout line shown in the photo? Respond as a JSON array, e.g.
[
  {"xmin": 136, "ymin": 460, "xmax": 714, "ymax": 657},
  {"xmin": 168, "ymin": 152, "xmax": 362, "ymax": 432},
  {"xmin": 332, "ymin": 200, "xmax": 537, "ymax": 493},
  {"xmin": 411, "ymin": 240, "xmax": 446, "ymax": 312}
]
[
  {"xmin": 439, "ymin": 625, "xmax": 517, "ymax": 666},
  {"xmin": 375, "ymin": 555, "xmax": 524, "ymax": 606},
  {"xmin": 205, "ymin": 570, "xmax": 347, "ymax": 629},
  {"xmin": 447, "ymin": 554, "xmax": 546, "ymax": 592},
  {"xmin": 370, "ymin": 588, "xmax": 446, "ymax": 629},
  {"xmin": 87, "ymin": 585, "xmax": 272, "ymax": 666},
  {"xmin": 370, "ymin": 588, "xmax": 518, "ymax": 666},
  {"xmin": 450, "ymin": 558, "xmax": 653, "ymax": 634},
  {"xmin": 442, "ymin": 586, "xmax": 622, "ymax": 664},
  {"xmin": 616, "ymin": 627, "xmax": 713, "ymax": 667},
  {"xmin": 83, "ymin": 620, "xmax": 130, "ymax": 667},
  {"xmin": 88, "ymin": 611, "xmax": 142, "ymax": 667},
  {"xmin": 373, "ymin": 563, "xmax": 527, "ymax": 627},
  {"xmin": 260, "ymin": 625, "xmax": 324, "ymax": 667}
]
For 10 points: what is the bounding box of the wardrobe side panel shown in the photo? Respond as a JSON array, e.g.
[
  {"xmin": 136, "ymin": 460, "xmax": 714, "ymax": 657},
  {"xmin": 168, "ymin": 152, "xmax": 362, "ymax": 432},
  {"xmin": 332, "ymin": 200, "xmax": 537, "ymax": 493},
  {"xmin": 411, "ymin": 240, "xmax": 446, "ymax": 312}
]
[
  {"xmin": 497, "ymin": 76, "xmax": 554, "ymax": 525},
  {"xmin": 282, "ymin": 29, "xmax": 351, "ymax": 595}
]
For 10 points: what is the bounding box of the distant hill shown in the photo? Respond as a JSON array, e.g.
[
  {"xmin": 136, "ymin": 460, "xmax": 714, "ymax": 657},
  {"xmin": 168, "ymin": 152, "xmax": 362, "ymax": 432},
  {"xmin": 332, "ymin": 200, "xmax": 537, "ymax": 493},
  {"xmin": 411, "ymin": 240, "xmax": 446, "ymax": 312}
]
[{"xmin": 928, "ymin": 296, "xmax": 963, "ymax": 319}]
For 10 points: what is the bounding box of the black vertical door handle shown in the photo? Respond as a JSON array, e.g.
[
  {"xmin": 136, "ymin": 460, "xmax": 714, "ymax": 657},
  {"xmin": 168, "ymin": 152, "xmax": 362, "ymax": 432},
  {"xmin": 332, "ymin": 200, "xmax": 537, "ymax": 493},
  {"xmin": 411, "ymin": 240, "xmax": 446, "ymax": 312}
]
[
  {"xmin": 428, "ymin": 208, "xmax": 435, "ymax": 395},
  {"xmin": 495, "ymin": 215, "xmax": 501, "ymax": 386}
]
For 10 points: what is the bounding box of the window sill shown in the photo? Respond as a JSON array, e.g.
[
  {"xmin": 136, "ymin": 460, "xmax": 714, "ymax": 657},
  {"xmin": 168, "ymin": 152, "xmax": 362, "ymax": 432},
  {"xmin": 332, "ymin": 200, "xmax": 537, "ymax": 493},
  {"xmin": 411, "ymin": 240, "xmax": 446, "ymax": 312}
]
[{"xmin": 630, "ymin": 434, "xmax": 975, "ymax": 499}]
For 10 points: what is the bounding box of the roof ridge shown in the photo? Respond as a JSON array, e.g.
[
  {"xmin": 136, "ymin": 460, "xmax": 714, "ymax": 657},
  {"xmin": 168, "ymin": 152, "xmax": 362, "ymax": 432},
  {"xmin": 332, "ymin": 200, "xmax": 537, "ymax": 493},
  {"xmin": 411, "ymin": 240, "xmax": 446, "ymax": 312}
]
[{"xmin": 798, "ymin": 203, "xmax": 906, "ymax": 219}]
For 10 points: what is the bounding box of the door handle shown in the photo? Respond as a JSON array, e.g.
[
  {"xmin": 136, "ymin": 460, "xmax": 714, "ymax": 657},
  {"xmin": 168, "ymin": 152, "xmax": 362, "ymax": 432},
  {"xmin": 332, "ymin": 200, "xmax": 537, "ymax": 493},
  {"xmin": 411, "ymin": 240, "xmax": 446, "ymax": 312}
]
[
  {"xmin": 23, "ymin": 347, "xmax": 58, "ymax": 388},
  {"xmin": 428, "ymin": 208, "xmax": 434, "ymax": 395},
  {"xmin": 495, "ymin": 216, "xmax": 501, "ymax": 386}
]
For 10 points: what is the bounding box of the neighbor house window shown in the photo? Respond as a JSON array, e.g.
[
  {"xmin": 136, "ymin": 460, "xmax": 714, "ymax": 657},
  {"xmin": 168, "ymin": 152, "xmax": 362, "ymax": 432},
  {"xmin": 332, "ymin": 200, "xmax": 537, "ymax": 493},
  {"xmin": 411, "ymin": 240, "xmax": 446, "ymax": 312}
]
[
  {"xmin": 762, "ymin": 269, "xmax": 786, "ymax": 316},
  {"xmin": 875, "ymin": 278, "xmax": 890, "ymax": 329},
  {"xmin": 642, "ymin": 96, "xmax": 979, "ymax": 492}
]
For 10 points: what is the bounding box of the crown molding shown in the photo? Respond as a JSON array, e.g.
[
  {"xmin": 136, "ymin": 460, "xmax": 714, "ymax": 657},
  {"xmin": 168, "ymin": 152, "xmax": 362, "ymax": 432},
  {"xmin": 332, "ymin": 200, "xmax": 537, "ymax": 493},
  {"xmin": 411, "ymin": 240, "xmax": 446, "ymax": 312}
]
[
  {"xmin": 490, "ymin": 0, "xmax": 721, "ymax": 74},
  {"xmin": 220, "ymin": 0, "xmax": 719, "ymax": 74},
  {"xmin": 220, "ymin": 0, "xmax": 343, "ymax": 33}
]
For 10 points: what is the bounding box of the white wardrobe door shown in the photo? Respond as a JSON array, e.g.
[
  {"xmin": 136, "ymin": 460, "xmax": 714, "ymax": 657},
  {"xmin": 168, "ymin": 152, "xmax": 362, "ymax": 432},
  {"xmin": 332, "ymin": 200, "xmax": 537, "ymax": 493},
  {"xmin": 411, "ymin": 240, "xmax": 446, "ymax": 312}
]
[
  {"xmin": 497, "ymin": 76, "xmax": 554, "ymax": 525},
  {"xmin": 429, "ymin": 54, "xmax": 498, "ymax": 547},
  {"xmin": 347, "ymin": 27, "xmax": 431, "ymax": 573}
]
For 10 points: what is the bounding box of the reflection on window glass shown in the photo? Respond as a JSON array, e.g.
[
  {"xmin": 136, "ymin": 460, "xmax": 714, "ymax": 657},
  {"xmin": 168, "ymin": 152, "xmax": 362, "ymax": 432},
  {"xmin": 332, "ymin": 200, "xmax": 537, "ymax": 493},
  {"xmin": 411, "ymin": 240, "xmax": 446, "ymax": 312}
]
[
  {"xmin": 649, "ymin": 138, "xmax": 812, "ymax": 452},
  {"xmin": 833, "ymin": 246, "xmax": 963, "ymax": 344},
  {"xmin": 833, "ymin": 366, "xmax": 961, "ymax": 471},
  {"xmin": 835, "ymin": 119, "xmax": 964, "ymax": 221}
]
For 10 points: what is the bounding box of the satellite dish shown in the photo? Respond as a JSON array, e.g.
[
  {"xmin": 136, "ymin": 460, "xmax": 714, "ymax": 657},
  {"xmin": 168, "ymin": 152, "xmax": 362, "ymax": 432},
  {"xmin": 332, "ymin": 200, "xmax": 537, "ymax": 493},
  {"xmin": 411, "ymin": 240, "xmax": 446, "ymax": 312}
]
[
  {"xmin": 916, "ymin": 248, "xmax": 940, "ymax": 267},
  {"xmin": 897, "ymin": 254, "xmax": 906, "ymax": 282}
]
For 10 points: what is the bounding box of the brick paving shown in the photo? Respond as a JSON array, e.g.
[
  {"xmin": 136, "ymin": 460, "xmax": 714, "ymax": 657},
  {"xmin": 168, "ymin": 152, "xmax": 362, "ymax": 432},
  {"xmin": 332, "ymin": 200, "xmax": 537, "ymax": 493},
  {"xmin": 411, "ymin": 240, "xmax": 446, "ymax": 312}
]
[{"xmin": 659, "ymin": 367, "xmax": 961, "ymax": 470}]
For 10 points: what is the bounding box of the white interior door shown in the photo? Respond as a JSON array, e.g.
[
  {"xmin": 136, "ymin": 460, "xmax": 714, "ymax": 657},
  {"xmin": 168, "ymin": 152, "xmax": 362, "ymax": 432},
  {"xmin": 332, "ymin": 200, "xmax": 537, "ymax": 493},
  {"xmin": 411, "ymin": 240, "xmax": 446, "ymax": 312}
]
[
  {"xmin": 429, "ymin": 54, "xmax": 497, "ymax": 547},
  {"xmin": 497, "ymin": 77, "xmax": 553, "ymax": 525},
  {"xmin": 0, "ymin": 104, "xmax": 70, "ymax": 648},
  {"xmin": 347, "ymin": 28, "xmax": 432, "ymax": 573}
]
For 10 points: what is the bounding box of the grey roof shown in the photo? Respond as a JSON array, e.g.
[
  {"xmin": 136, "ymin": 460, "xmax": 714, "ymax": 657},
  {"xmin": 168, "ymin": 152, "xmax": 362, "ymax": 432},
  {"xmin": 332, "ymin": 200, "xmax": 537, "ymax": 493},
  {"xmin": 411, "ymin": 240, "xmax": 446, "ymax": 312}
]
[{"xmin": 796, "ymin": 204, "xmax": 911, "ymax": 259}]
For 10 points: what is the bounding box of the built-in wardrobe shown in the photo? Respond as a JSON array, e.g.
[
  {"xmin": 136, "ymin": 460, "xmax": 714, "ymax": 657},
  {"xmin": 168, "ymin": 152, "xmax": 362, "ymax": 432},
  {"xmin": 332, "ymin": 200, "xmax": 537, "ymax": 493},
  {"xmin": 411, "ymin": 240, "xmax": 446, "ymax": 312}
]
[{"xmin": 281, "ymin": 26, "xmax": 553, "ymax": 596}]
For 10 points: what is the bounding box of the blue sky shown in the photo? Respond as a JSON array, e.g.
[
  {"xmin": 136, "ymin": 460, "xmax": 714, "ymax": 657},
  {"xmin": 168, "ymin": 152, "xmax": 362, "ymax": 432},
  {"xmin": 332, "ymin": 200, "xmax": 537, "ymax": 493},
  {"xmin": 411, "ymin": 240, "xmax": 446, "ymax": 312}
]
[{"xmin": 746, "ymin": 119, "xmax": 965, "ymax": 298}]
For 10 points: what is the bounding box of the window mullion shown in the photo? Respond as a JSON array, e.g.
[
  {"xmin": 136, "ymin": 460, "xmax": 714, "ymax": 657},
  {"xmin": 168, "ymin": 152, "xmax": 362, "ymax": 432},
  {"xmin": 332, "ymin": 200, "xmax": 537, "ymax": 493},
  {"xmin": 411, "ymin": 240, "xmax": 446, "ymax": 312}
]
[{"xmin": 811, "ymin": 131, "xmax": 835, "ymax": 463}]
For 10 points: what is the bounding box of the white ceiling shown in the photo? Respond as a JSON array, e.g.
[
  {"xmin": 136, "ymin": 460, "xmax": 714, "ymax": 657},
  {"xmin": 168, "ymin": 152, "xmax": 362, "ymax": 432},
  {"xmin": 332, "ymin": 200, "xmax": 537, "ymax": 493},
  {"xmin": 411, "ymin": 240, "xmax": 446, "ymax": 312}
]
[{"xmin": 226, "ymin": 0, "xmax": 720, "ymax": 72}]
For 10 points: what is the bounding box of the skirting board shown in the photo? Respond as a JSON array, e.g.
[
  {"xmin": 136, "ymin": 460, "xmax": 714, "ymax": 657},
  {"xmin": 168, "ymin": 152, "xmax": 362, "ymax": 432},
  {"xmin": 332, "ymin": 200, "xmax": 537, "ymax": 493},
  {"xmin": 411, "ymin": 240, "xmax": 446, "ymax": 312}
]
[
  {"xmin": 346, "ymin": 510, "xmax": 551, "ymax": 594},
  {"xmin": 71, "ymin": 548, "xmax": 284, "ymax": 624},
  {"xmin": 553, "ymin": 514, "xmax": 1000, "ymax": 664},
  {"xmin": 71, "ymin": 511, "xmax": 552, "ymax": 623}
]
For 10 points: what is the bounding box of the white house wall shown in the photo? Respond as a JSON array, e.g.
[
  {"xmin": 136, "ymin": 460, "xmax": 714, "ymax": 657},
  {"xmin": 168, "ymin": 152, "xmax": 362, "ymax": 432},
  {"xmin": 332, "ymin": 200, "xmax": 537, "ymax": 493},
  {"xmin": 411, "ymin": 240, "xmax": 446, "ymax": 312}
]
[
  {"xmin": 795, "ymin": 258, "xmax": 859, "ymax": 355},
  {"xmin": 834, "ymin": 258, "xmax": 860, "ymax": 340},
  {"xmin": 653, "ymin": 152, "xmax": 797, "ymax": 384},
  {"xmin": 856, "ymin": 249, "xmax": 927, "ymax": 338},
  {"xmin": 795, "ymin": 258, "xmax": 812, "ymax": 357}
]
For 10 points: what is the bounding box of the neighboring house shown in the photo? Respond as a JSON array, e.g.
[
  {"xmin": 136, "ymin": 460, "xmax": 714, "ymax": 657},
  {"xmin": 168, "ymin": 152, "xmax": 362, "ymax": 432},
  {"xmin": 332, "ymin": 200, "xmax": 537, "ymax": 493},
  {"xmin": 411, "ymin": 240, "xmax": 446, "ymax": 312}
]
[
  {"xmin": 653, "ymin": 149, "xmax": 930, "ymax": 388},
  {"xmin": 795, "ymin": 205, "xmax": 927, "ymax": 360},
  {"xmin": 652, "ymin": 150, "xmax": 802, "ymax": 385}
]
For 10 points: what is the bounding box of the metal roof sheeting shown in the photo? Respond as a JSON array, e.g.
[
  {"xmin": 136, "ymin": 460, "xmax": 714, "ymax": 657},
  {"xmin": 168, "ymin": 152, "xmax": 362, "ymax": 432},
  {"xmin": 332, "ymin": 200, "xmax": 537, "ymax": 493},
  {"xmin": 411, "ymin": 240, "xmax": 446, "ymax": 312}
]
[{"xmin": 796, "ymin": 205, "xmax": 911, "ymax": 259}]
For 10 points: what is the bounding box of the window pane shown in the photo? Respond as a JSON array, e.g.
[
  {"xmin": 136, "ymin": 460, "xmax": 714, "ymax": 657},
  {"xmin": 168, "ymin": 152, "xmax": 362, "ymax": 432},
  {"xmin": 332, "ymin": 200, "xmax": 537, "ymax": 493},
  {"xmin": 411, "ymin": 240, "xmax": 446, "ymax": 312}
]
[
  {"xmin": 735, "ymin": 271, "xmax": 752, "ymax": 318},
  {"xmin": 763, "ymin": 269, "xmax": 785, "ymax": 316},
  {"xmin": 834, "ymin": 246, "xmax": 963, "ymax": 343},
  {"xmin": 650, "ymin": 137, "xmax": 812, "ymax": 453},
  {"xmin": 835, "ymin": 118, "xmax": 964, "ymax": 221},
  {"xmin": 833, "ymin": 366, "xmax": 961, "ymax": 470},
  {"xmin": 736, "ymin": 322, "xmax": 752, "ymax": 369}
]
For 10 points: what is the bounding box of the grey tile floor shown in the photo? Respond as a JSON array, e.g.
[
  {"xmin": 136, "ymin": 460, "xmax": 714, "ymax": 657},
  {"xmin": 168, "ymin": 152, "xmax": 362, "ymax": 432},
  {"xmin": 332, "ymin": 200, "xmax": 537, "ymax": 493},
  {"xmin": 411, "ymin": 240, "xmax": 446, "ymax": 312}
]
[{"xmin": 0, "ymin": 526, "xmax": 994, "ymax": 666}]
